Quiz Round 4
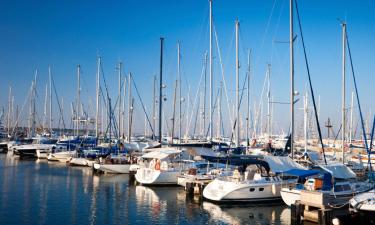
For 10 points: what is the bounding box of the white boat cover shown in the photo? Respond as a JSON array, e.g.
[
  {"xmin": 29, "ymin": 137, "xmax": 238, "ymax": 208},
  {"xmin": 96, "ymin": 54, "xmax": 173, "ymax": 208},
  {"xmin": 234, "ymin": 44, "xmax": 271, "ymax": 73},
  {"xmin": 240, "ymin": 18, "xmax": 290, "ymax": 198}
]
[
  {"xmin": 187, "ymin": 148, "xmax": 218, "ymax": 157},
  {"xmin": 141, "ymin": 148, "xmax": 182, "ymax": 159},
  {"xmin": 319, "ymin": 163, "xmax": 356, "ymax": 179},
  {"xmin": 263, "ymin": 156, "xmax": 306, "ymax": 173}
]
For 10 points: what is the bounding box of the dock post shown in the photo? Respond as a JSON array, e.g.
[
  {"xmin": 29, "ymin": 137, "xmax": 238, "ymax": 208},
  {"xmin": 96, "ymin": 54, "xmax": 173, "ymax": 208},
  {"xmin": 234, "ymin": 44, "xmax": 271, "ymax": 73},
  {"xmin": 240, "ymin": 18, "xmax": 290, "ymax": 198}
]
[
  {"xmin": 291, "ymin": 203, "xmax": 302, "ymax": 225},
  {"xmin": 318, "ymin": 209, "xmax": 333, "ymax": 225}
]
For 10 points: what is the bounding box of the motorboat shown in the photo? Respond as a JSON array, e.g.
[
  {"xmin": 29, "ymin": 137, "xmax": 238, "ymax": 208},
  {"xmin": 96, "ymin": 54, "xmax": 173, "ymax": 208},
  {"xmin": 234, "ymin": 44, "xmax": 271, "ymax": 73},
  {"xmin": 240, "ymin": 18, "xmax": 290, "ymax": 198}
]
[
  {"xmin": 202, "ymin": 155, "xmax": 303, "ymax": 202},
  {"xmin": 280, "ymin": 164, "xmax": 374, "ymax": 206},
  {"xmin": 135, "ymin": 147, "xmax": 187, "ymax": 185},
  {"xmin": 350, "ymin": 188, "xmax": 375, "ymax": 216}
]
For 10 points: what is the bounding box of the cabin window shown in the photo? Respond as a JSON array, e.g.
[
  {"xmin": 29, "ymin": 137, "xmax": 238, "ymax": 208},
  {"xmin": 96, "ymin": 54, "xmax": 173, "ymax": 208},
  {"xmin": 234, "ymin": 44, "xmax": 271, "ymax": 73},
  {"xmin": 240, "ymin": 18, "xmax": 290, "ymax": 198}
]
[
  {"xmin": 249, "ymin": 188, "xmax": 255, "ymax": 192},
  {"xmin": 259, "ymin": 188, "xmax": 264, "ymax": 191}
]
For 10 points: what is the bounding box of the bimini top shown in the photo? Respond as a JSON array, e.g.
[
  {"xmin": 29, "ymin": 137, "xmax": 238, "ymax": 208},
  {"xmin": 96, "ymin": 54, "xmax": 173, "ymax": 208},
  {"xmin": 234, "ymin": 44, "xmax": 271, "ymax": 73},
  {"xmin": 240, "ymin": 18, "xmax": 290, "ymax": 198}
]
[
  {"xmin": 141, "ymin": 148, "xmax": 182, "ymax": 160},
  {"xmin": 263, "ymin": 156, "xmax": 306, "ymax": 173},
  {"xmin": 282, "ymin": 168, "xmax": 321, "ymax": 179},
  {"xmin": 201, "ymin": 154, "xmax": 270, "ymax": 173},
  {"xmin": 318, "ymin": 163, "xmax": 356, "ymax": 179}
]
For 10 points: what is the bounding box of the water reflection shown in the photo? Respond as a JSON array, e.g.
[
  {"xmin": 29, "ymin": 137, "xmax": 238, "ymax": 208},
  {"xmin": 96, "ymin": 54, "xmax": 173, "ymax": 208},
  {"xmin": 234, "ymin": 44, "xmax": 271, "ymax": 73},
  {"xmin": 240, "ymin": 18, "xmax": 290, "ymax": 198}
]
[
  {"xmin": 0, "ymin": 155, "xmax": 291, "ymax": 225},
  {"xmin": 203, "ymin": 201, "xmax": 290, "ymax": 225}
]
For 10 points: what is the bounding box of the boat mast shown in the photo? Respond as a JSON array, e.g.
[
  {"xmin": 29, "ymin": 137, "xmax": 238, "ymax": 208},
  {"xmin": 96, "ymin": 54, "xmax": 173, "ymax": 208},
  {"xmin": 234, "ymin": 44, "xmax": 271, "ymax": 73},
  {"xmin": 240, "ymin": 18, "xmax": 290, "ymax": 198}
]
[
  {"xmin": 349, "ymin": 91, "xmax": 354, "ymax": 145},
  {"xmin": 171, "ymin": 80, "xmax": 178, "ymax": 145},
  {"xmin": 7, "ymin": 86, "xmax": 12, "ymax": 137},
  {"xmin": 235, "ymin": 19, "xmax": 240, "ymax": 147},
  {"xmin": 152, "ymin": 75, "xmax": 156, "ymax": 140},
  {"xmin": 77, "ymin": 65, "xmax": 81, "ymax": 136},
  {"xmin": 178, "ymin": 42, "xmax": 182, "ymax": 143},
  {"xmin": 246, "ymin": 50, "xmax": 250, "ymax": 148},
  {"xmin": 289, "ymin": 0, "xmax": 295, "ymax": 158},
  {"xmin": 96, "ymin": 57, "xmax": 101, "ymax": 138},
  {"xmin": 49, "ymin": 67, "xmax": 52, "ymax": 134},
  {"xmin": 159, "ymin": 37, "xmax": 164, "ymax": 145},
  {"xmin": 267, "ymin": 64, "xmax": 271, "ymax": 141},
  {"xmin": 304, "ymin": 91, "xmax": 308, "ymax": 154},
  {"xmin": 209, "ymin": 0, "xmax": 213, "ymax": 141},
  {"xmin": 341, "ymin": 22, "xmax": 346, "ymax": 164},
  {"xmin": 44, "ymin": 83, "xmax": 48, "ymax": 131},
  {"xmin": 203, "ymin": 51, "xmax": 208, "ymax": 138},
  {"xmin": 128, "ymin": 73, "xmax": 132, "ymax": 142},
  {"xmin": 118, "ymin": 62, "xmax": 122, "ymax": 138}
]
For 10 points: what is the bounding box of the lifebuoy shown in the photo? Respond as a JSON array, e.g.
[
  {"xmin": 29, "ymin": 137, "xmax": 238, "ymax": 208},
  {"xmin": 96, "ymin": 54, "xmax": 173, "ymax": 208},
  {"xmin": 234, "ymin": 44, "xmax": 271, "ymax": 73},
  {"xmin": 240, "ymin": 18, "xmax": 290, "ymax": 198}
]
[{"xmin": 155, "ymin": 160, "xmax": 161, "ymax": 170}]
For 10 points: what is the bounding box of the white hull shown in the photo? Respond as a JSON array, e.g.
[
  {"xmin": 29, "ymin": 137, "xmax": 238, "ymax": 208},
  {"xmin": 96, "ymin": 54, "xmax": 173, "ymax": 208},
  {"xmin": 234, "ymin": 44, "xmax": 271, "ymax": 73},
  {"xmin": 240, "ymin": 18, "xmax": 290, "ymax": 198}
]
[
  {"xmin": 48, "ymin": 151, "xmax": 76, "ymax": 162},
  {"xmin": 93, "ymin": 163, "xmax": 131, "ymax": 174},
  {"xmin": 280, "ymin": 188, "xmax": 302, "ymax": 206},
  {"xmin": 135, "ymin": 168, "xmax": 180, "ymax": 185},
  {"xmin": 281, "ymin": 182, "xmax": 374, "ymax": 206},
  {"xmin": 203, "ymin": 178, "xmax": 297, "ymax": 202},
  {"xmin": 69, "ymin": 158, "xmax": 96, "ymax": 167},
  {"xmin": 36, "ymin": 149, "xmax": 52, "ymax": 159},
  {"xmin": 350, "ymin": 189, "xmax": 375, "ymax": 212}
]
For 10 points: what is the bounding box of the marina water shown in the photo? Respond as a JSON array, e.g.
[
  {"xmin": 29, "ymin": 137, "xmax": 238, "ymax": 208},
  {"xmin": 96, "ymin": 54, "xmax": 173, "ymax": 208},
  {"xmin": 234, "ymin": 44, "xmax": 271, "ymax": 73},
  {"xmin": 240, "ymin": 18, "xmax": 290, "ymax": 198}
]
[{"xmin": 0, "ymin": 154, "xmax": 290, "ymax": 225}]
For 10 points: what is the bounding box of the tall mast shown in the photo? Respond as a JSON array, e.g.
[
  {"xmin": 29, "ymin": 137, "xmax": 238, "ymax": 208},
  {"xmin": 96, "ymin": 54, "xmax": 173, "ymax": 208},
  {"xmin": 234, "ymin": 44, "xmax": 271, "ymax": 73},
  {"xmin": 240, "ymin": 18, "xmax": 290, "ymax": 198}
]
[
  {"xmin": 118, "ymin": 62, "xmax": 122, "ymax": 138},
  {"xmin": 128, "ymin": 73, "xmax": 132, "ymax": 142},
  {"xmin": 96, "ymin": 57, "xmax": 101, "ymax": 138},
  {"xmin": 209, "ymin": 0, "xmax": 213, "ymax": 141},
  {"xmin": 31, "ymin": 70, "xmax": 37, "ymax": 138},
  {"xmin": 123, "ymin": 76, "xmax": 127, "ymax": 139},
  {"xmin": 218, "ymin": 82, "xmax": 223, "ymax": 139},
  {"xmin": 304, "ymin": 91, "xmax": 308, "ymax": 153},
  {"xmin": 77, "ymin": 65, "xmax": 81, "ymax": 136},
  {"xmin": 44, "ymin": 83, "xmax": 48, "ymax": 130},
  {"xmin": 246, "ymin": 50, "xmax": 251, "ymax": 147},
  {"xmin": 289, "ymin": 0, "xmax": 295, "ymax": 157},
  {"xmin": 267, "ymin": 64, "xmax": 271, "ymax": 140},
  {"xmin": 341, "ymin": 22, "xmax": 346, "ymax": 164},
  {"xmin": 178, "ymin": 42, "xmax": 182, "ymax": 143},
  {"xmin": 49, "ymin": 67, "xmax": 52, "ymax": 133},
  {"xmin": 235, "ymin": 19, "xmax": 240, "ymax": 147},
  {"xmin": 171, "ymin": 80, "xmax": 178, "ymax": 144},
  {"xmin": 203, "ymin": 51, "xmax": 208, "ymax": 138},
  {"xmin": 349, "ymin": 91, "xmax": 354, "ymax": 145},
  {"xmin": 152, "ymin": 75, "xmax": 156, "ymax": 140},
  {"xmin": 7, "ymin": 86, "xmax": 12, "ymax": 137},
  {"xmin": 159, "ymin": 37, "xmax": 164, "ymax": 145}
]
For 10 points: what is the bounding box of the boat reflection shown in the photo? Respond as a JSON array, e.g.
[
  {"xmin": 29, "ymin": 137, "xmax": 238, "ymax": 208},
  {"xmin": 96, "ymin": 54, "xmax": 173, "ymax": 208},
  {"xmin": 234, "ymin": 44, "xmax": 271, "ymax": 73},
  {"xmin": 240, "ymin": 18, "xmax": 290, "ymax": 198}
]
[{"xmin": 202, "ymin": 201, "xmax": 290, "ymax": 225}]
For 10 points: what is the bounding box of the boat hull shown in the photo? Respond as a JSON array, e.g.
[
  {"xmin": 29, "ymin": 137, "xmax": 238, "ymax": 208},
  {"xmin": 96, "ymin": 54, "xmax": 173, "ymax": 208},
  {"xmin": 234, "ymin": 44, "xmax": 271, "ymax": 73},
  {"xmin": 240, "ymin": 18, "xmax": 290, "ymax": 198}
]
[
  {"xmin": 203, "ymin": 178, "xmax": 296, "ymax": 202},
  {"xmin": 135, "ymin": 168, "xmax": 180, "ymax": 185},
  {"xmin": 93, "ymin": 163, "xmax": 131, "ymax": 174}
]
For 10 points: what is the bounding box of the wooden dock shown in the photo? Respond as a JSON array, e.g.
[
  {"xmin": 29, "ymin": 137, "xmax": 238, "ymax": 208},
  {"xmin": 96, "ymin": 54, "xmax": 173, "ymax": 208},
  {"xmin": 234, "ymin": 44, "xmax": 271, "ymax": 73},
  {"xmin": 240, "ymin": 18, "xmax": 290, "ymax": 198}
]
[{"xmin": 291, "ymin": 190, "xmax": 355, "ymax": 225}]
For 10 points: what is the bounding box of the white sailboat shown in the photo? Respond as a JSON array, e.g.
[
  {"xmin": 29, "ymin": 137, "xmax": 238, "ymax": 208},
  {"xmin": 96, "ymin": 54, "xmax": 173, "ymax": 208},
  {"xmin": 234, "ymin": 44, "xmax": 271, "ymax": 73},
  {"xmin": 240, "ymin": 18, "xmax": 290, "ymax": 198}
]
[{"xmin": 135, "ymin": 148, "xmax": 185, "ymax": 185}]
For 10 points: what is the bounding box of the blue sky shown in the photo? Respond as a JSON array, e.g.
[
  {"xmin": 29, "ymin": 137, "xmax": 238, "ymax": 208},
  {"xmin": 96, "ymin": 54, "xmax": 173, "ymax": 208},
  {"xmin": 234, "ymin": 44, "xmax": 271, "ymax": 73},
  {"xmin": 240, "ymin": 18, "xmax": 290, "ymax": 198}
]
[{"xmin": 1, "ymin": 0, "xmax": 374, "ymax": 137}]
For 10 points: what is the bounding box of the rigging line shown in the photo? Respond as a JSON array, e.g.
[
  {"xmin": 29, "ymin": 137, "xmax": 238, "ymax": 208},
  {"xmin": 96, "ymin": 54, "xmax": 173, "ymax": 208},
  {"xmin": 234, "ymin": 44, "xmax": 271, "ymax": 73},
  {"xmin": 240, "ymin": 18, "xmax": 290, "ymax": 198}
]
[
  {"xmin": 295, "ymin": 0, "xmax": 327, "ymax": 165},
  {"xmin": 213, "ymin": 24, "xmax": 234, "ymax": 129},
  {"xmin": 254, "ymin": 68, "xmax": 269, "ymax": 137},
  {"xmin": 345, "ymin": 29, "xmax": 371, "ymax": 169},
  {"xmin": 187, "ymin": 57, "xmax": 205, "ymax": 136},
  {"xmin": 229, "ymin": 68, "xmax": 250, "ymax": 145},
  {"xmin": 205, "ymin": 87, "xmax": 221, "ymax": 138},
  {"xmin": 254, "ymin": 0, "xmax": 277, "ymax": 68},
  {"xmin": 130, "ymin": 73, "xmax": 155, "ymax": 137},
  {"xmin": 11, "ymin": 83, "xmax": 32, "ymax": 136},
  {"xmin": 369, "ymin": 116, "xmax": 375, "ymax": 152}
]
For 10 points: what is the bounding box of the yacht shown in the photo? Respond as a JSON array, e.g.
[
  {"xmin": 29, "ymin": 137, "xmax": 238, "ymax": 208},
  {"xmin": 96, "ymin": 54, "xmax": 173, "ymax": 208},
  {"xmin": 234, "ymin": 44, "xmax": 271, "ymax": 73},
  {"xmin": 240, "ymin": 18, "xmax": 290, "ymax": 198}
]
[
  {"xmin": 350, "ymin": 188, "xmax": 375, "ymax": 216},
  {"xmin": 135, "ymin": 147, "xmax": 187, "ymax": 185},
  {"xmin": 280, "ymin": 164, "xmax": 374, "ymax": 206},
  {"xmin": 202, "ymin": 155, "xmax": 303, "ymax": 202}
]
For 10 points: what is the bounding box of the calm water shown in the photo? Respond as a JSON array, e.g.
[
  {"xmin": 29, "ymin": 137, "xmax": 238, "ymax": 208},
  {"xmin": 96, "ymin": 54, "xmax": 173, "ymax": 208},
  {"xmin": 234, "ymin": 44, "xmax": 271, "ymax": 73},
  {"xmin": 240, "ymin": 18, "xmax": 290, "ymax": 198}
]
[{"xmin": 0, "ymin": 154, "xmax": 291, "ymax": 225}]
